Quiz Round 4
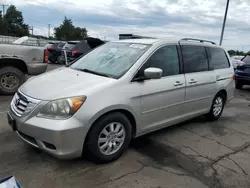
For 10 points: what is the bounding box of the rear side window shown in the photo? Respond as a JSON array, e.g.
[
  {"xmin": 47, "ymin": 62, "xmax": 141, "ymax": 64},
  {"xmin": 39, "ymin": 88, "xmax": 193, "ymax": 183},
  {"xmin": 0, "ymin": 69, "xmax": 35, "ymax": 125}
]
[
  {"xmin": 181, "ymin": 45, "xmax": 208, "ymax": 73},
  {"xmin": 207, "ymin": 48, "xmax": 230, "ymax": 69},
  {"xmin": 63, "ymin": 43, "xmax": 77, "ymax": 50},
  {"xmin": 58, "ymin": 42, "xmax": 66, "ymax": 48},
  {"xmin": 74, "ymin": 41, "xmax": 91, "ymax": 52},
  {"xmin": 242, "ymin": 55, "xmax": 250, "ymax": 65}
]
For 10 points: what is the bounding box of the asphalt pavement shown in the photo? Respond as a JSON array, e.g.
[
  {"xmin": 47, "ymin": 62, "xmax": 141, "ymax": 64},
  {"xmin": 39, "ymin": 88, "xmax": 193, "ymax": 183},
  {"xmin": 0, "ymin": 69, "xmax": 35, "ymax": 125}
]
[{"xmin": 0, "ymin": 64, "xmax": 250, "ymax": 188}]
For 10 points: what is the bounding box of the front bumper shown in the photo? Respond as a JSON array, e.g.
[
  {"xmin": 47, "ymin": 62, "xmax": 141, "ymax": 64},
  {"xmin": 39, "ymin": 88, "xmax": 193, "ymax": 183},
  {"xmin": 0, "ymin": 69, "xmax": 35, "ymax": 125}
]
[
  {"xmin": 9, "ymin": 110, "xmax": 88, "ymax": 159},
  {"xmin": 235, "ymin": 75, "xmax": 250, "ymax": 85}
]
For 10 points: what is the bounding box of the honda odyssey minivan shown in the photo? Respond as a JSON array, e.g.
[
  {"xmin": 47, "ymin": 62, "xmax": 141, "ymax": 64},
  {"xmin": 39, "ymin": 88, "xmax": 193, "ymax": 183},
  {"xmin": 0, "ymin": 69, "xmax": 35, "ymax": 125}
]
[{"xmin": 7, "ymin": 38, "xmax": 234, "ymax": 162}]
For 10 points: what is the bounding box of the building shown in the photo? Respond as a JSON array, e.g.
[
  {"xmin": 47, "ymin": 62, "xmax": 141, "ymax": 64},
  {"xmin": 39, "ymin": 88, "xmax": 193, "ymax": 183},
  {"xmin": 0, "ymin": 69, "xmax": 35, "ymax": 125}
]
[{"xmin": 119, "ymin": 34, "xmax": 156, "ymax": 40}]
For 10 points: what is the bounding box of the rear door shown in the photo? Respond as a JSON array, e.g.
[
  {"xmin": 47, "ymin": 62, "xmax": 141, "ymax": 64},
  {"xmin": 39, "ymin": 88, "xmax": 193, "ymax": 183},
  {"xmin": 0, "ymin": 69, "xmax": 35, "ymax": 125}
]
[
  {"xmin": 181, "ymin": 45, "xmax": 216, "ymax": 115},
  {"xmin": 207, "ymin": 47, "xmax": 234, "ymax": 100}
]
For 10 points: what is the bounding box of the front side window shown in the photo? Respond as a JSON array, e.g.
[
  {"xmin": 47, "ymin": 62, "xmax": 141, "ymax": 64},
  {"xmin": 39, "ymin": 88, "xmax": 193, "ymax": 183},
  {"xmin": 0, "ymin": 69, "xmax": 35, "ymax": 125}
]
[
  {"xmin": 138, "ymin": 45, "xmax": 180, "ymax": 77},
  {"xmin": 207, "ymin": 47, "xmax": 230, "ymax": 69},
  {"xmin": 70, "ymin": 42, "xmax": 150, "ymax": 79},
  {"xmin": 182, "ymin": 45, "xmax": 208, "ymax": 73}
]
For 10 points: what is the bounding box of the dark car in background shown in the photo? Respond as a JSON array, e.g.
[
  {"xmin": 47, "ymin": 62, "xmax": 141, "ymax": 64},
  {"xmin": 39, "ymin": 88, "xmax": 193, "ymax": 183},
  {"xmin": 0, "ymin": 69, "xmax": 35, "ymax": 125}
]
[
  {"xmin": 60, "ymin": 37, "xmax": 105, "ymax": 64},
  {"xmin": 235, "ymin": 54, "xmax": 250, "ymax": 89},
  {"xmin": 45, "ymin": 42, "xmax": 66, "ymax": 63}
]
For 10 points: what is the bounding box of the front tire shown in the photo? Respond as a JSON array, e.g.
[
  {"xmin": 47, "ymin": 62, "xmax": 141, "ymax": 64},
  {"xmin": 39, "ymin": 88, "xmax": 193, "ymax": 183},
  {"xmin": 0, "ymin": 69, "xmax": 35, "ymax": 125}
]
[
  {"xmin": 86, "ymin": 112, "xmax": 132, "ymax": 163},
  {"xmin": 206, "ymin": 93, "xmax": 225, "ymax": 121},
  {"xmin": 0, "ymin": 67, "xmax": 25, "ymax": 95}
]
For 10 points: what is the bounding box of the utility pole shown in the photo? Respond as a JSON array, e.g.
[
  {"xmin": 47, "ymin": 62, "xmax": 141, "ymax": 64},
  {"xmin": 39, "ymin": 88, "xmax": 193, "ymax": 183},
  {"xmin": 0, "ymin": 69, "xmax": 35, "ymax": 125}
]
[
  {"xmin": 219, "ymin": 0, "xmax": 230, "ymax": 46},
  {"xmin": 48, "ymin": 24, "xmax": 51, "ymax": 38},
  {"xmin": 29, "ymin": 26, "xmax": 34, "ymax": 36},
  {"xmin": 1, "ymin": 4, "xmax": 9, "ymax": 16}
]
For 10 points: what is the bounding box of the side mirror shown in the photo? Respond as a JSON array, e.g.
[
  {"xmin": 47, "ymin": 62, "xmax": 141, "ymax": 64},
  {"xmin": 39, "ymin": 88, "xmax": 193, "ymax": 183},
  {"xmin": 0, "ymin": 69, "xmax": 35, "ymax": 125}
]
[{"xmin": 144, "ymin": 67, "xmax": 163, "ymax": 79}]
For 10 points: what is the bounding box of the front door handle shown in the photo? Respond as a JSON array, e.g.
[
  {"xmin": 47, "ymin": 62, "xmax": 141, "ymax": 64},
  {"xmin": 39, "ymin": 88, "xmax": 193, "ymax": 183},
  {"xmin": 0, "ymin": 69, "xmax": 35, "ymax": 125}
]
[
  {"xmin": 174, "ymin": 81, "xmax": 184, "ymax": 86},
  {"xmin": 189, "ymin": 79, "xmax": 197, "ymax": 84}
]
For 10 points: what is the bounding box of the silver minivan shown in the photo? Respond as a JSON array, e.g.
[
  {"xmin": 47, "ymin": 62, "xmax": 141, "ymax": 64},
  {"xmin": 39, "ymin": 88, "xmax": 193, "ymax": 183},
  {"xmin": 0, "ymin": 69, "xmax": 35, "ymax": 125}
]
[{"xmin": 7, "ymin": 38, "xmax": 234, "ymax": 162}]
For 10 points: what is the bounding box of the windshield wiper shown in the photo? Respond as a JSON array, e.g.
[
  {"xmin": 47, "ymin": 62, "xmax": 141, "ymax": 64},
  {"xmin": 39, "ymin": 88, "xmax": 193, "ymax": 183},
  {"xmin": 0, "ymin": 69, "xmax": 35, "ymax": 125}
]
[{"xmin": 75, "ymin": 68, "xmax": 111, "ymax": 78}]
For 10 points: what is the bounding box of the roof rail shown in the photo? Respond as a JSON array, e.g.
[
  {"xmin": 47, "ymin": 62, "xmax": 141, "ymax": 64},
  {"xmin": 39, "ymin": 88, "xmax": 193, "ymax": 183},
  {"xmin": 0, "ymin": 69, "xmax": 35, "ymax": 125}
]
[{"xmin": 179, "ymin": 38, "xmax": 216, "ymax": 45}]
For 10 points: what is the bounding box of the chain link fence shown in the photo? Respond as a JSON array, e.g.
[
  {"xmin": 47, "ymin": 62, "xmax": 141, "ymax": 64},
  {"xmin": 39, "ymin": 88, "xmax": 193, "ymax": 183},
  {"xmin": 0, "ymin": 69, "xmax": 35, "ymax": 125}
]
[{"xmin": 0, "ymin": 35, "xmax": 49, "ymax": 47}]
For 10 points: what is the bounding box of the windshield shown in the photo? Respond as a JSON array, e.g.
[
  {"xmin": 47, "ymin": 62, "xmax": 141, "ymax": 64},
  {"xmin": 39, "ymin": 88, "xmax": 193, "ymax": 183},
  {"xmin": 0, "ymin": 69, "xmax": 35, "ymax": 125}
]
[
  {"xmin": 242, "ymin": 55, "xmax": 250, "ymax": 64},
  {"xmin": 70, "ymin": 42, "xmax": 150, "ymax": 79}
]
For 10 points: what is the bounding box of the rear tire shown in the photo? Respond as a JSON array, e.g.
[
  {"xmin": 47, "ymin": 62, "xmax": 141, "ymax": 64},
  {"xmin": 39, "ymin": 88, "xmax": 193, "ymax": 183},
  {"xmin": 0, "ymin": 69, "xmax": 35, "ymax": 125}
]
[
  {"xmin": 49, "ymin": 54, "xmax": 57, "ymax": 63},
  {"xmin": 235, "ymin": 81, "xmax": 243, "ymax": 89},
  {"xmin": 206, "ymin": 92, "xmax": 225, "ymax": 121},
  {"xmin": 0, "ymin": 67, "xmax": 25, "ymax": 95},
  {"xmin": 86, "ymin": 112, "xmax": 132, "ymax": 163}
]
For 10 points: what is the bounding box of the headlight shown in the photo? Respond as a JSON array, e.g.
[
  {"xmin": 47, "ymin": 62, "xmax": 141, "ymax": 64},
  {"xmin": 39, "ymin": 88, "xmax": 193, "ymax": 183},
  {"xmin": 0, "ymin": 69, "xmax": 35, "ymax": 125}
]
[{"xmin": 37, "ymin": 96, "xmax": 86, "ymax": 119}]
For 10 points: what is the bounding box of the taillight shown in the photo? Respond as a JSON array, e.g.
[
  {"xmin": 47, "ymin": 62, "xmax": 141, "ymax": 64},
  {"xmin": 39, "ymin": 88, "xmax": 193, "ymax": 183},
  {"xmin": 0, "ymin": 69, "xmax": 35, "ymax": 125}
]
[
  {"xmin": 44, "ymin": 49, "xmax": 49, "ymax": 63},
  {"xmin": 48, "ymin": 47, "xmax": 54, "ymax": 51},
  {"xmin": 72, "ymin": 50, "xmax": 79, "ymax": 56}
]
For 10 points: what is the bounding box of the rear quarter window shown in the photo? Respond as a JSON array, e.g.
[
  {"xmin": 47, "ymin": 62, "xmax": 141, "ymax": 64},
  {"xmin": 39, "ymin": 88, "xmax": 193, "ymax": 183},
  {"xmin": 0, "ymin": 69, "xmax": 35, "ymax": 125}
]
[{"xmin": 207, "ymin": 47, "xmax": 230, "ymax": 69}]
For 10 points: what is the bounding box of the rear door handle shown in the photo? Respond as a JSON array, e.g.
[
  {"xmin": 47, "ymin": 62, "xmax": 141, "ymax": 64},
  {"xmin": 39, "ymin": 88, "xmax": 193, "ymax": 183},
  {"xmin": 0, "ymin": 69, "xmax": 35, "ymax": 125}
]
[
  {"xmin": 174, "ymin": 81, "xmax": 184, "ymax": 86},
  {"xmin": 189, "ymin": 79, "xmax": 197, "ymax": 84}
]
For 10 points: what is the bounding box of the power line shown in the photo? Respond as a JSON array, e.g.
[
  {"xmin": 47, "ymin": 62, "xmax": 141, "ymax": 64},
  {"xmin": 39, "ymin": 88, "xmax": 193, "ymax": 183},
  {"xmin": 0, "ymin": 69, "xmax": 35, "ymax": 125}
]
[{"xmin": 1, "ymin": 4, "xmax": 9, "ymax": 16}]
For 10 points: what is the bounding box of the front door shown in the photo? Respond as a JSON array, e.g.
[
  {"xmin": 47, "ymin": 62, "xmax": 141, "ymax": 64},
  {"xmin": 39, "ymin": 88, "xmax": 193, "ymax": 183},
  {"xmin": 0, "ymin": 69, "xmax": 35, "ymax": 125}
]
[{"xmin": 134, "ymin": 45, "xmax": 186, "ymax": 133}]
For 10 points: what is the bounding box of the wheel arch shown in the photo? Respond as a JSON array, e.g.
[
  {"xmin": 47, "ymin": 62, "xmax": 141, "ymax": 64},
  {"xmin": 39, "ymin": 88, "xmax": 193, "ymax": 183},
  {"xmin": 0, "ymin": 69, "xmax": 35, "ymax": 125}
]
[
  {"xmin": 0, "ymin": 58, "xmax": 28, "ymax": 74},
  {"xmin": 217, "ymin": 89, "xmax": 227, "ymax": 102},
  {"xmin": 85, "ymin": 107, "xmax": 138, "ymax": 146}
]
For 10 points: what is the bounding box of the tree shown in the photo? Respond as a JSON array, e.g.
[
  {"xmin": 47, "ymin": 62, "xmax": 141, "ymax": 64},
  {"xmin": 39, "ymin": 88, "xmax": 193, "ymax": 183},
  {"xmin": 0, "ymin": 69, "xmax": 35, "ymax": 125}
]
[
  {"xmin": 54, "ymin": 17, "xmax": 88, "ymax": 40},
  {"xmin": 228, "ymin": 50, "xmax": 247, "ymax": 56},
  {"xmin": 4, "ymin": 5, "xmax": 29, "ymax": 37},
  {"xmin": 0, "ymin": 11, "xmax": 5, "ymax": 35},
  {"xmin": 228, "ymin": 50, "xmax": 236, "ymax": 56}
]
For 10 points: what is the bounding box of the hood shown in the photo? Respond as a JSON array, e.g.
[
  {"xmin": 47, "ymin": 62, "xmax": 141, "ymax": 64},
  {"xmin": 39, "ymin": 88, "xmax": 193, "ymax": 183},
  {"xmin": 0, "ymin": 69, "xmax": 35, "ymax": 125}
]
[{"xmin": 20, "ymin": 67, "xmax": 115, "ymax": 100}]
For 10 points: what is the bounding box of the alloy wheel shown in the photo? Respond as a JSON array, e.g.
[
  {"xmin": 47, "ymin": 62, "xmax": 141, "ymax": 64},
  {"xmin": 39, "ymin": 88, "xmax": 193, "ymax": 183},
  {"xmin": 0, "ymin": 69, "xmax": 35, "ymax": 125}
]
[
  {"xmin": 98, "ymin": 122, "xmax": 126, "ymax": 155},
  {"xmin": 213, "ymin": 96, "xmax": 223, "ymax": 116}
]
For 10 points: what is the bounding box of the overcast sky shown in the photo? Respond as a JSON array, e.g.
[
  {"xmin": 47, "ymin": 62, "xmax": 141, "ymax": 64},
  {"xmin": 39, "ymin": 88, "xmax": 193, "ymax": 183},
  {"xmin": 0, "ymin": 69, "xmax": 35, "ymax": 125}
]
[{"xmin": 2, "ymin": 0, "xmax": 250, "ymax": 50}]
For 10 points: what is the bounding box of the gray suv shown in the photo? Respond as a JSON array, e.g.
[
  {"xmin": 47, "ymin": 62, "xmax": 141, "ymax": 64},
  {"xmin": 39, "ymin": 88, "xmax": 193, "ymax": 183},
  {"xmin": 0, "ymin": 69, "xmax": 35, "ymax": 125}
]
[{"xmin": 7, "ymin": 38, "xmax": 234, "ymax": 162}]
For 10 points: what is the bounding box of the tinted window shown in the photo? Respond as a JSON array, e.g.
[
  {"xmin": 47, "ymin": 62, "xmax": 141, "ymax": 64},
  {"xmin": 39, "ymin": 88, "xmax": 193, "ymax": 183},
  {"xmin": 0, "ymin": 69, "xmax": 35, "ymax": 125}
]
[
  {"xmin": 58, "ymin": 42, "xmax": 66, "ymax": 48},
  {"xmin": 74, "ymin": 41, "xmax": 91, "ymax": 52},
  {"xmin": 208, "ymin": 48, "xmax": 230, "ymax": 69},
  {"xmin": 63, "ymin": 43, "xmax": 77, "ymax": 50},
  {"xmin": 242, "ymin": 55, "xmax": 250, "ymax": 65},
  {"xmin": 139, "ymin": 45, "xmax": 180, "ymax": 77},
  {"xmin": 182, "ymin": 45, "xmax": 208, "ymax": 73}
]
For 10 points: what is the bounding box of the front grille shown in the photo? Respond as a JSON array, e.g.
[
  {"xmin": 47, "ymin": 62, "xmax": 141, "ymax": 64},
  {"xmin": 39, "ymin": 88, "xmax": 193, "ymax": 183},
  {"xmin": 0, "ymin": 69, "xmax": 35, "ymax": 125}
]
[{"xmin": 11, "ymin": 91, "xmax": 41, "ymax": 117}]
